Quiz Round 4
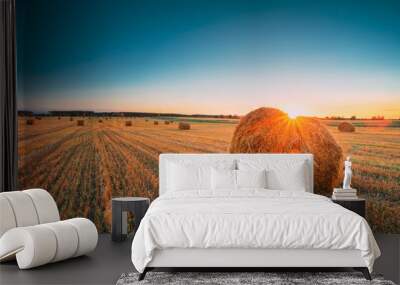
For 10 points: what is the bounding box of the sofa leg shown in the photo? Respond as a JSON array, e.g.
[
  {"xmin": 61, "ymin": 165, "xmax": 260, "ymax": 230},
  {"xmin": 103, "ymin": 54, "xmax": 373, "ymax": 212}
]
[
  {"xmin": 354, "ymin": 267, "xmax": 371, "ymax": 280},
  {"xmin": 138, "ymin": 268, "xmax": 148, "ymax": 281}
]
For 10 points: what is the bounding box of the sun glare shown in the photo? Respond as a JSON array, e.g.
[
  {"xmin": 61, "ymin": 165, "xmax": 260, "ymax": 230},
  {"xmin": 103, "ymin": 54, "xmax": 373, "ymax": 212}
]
[
  {"xmin": 287, "ymin": 110, "xmax": 302, "ymax": 119},
  {"xmin": 284, "ymin": 106, "xmax": 310, "ymax": 119}
]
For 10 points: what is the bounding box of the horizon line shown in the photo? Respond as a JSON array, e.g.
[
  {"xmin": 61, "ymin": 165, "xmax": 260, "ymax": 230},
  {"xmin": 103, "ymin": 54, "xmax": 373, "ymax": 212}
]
[{"xmin": 17, "ymin": 109, "xmax": 398, "ymax": 120}]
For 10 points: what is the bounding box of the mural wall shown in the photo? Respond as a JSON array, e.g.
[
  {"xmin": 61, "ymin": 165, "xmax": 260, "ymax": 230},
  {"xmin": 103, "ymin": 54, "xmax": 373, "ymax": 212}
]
[{"xmin": 16, "ymin": 0, "xmax": 400, "ymax": 233}]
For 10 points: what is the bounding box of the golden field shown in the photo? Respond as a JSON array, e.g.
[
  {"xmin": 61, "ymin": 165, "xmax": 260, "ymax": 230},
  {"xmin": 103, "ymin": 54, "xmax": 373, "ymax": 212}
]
[{"xmin": 18, "ymin": 116, "xmax": 400, "ymax": 233}]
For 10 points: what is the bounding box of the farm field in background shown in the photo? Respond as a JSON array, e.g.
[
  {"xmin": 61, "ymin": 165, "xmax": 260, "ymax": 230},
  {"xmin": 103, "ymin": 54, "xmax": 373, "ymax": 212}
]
[{"xmin": 18, "ymin": 116, "xmax": 400, "ymax": 233}]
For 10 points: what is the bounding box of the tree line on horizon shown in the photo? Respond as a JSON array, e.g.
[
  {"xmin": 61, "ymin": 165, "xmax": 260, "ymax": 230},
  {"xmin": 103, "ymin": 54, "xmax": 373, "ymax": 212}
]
[
  {"xmin": 17, "ymin": 110, "xmax": 241, "ymax": 119},
  {"xmin": 18, "ymin": 110, "xmax": 395, "ymax": 120}
]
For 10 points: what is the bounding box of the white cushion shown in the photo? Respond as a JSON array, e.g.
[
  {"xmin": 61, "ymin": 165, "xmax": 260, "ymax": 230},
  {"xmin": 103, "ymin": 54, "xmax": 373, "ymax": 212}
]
[
  {"xmin": 0, "ymin": 189, "xmax": 60, "ymax": 238},
  {"xmin": 211, "ymin": 168, "xmax": 236, "ymax": 190},
  {"xmin": 23, "ymin": 189, "xmax": 60, "ymax": 224},
  {"xmin": 236, "ymin": 169, "xmax": 267, "ymax": 189},
  {"xmin": 266, "ymin": 162, "xmax": 306, "ymax": 191},
  {"xmin": 166, "ymin": 160, "xmax": 235, "ymax": 192},
  {"xmin": 64, "ymin": 218, "xmax": 98, "ymax": 257},
  {"xmin": 238, "ymin": 159, "xmax": 307, "ymax": 191},
  {"xmin": 0, "ymin": 191, "xmax": 39, "ymax": 227},
  {"xmin": 0, "ymin": 196, "xmax": 16, "ymax": 237},
  {"xmin": 211, "ymin": 169, "xmax": 268, "ymax": 190},
  {"xmin": 42, "ymin": 221, "xmax": 79, "ymax": 262},
  {"xmin": 167, "ymin": 163, "xmax": 210, "ymax": 191}
]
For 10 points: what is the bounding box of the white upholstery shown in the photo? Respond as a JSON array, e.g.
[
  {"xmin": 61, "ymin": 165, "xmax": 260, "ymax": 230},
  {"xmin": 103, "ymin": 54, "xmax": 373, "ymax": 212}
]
[
  {"xmin": 238, "ymin": 158, "xmax": 308, "ymax": 191},
  {"xmin": 159, "ymin": 154, "xmax": 313, "ymax": 195},
  {"xmin": 0, "ymin": 189, "xmax": 98, "ymax": 269},
  {"xmin": 24, "ymin": 188, "xmax": 60, "ymax": 223},
  {"xmin": 42, "ymin": 221, "xmax": 78, "ymax": 262},
  {"xmin": 211, "ymin": 168, "xmax": 236, "ymax": 190},
  {"xmin": 0, "ymin": 196, "xmax": 17, "ymax": 237},
  {"xmin": 64, "ymin": 218, "xmax": 98, "ymax": 257},
  {"xmin": 1, "ymin": 191, "xmax": 40, "ymax": 227},
  {"xmin": 236, "ymin": 169, "xmax": 267, "ymax": 189}
]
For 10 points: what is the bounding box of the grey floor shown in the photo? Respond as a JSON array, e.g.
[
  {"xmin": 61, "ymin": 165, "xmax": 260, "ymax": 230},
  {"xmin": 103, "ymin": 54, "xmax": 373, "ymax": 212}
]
[
  {"xmin": 1, "ymin": 234, "xmax": 399, "ymax": 285},
  {"xmin": 0, "ymin": 234, "xmax": 134, "ymax": 285}
]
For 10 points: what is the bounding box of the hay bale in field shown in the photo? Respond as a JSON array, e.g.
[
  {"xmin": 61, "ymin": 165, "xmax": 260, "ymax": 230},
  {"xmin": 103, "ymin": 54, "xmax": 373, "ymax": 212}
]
[
  {"xmin": 35, "ymin": 116, "xmax": 42, "ymax": 120},
  {"xmin": 229, "ymin": 107, "xmax": 343, "ymax": 196},
  {"xmin": 125, "ymin": 121, "xmax": 132, "ymax": 126},
  {"xmin": 26, "ymin": 119, "xmax": 34, "ymax": 125},
  {"xmin": 77, "ymin": 120, "xmax": 84, "ymax": 126},
  {"xmin": 145, "ymin": 119, "xmax": 149, "ymax": 122},
  {"xmin": 178, "ymin": 122, "xmax": 191, "ymax": 130},
  {"xmin": 338, "ymin": 122, "xmax": 355, "ymax": 132},
  {"xmin": 58, "ymin": 117, "xmax": 61, "ymax": 120},
  {"xmin": 170, "ymin": 120, "xmax": 174, "ymax": 124},
  {"xmin": 70, "ymin": 117, "xmax": 74, "ymax": 121},
  {"xmin": 98, "ymin": 119, "xmax": 103, "ymax": 123},
  {"xmin": 154, "ymin": 121, "xmax": 159, "ymax": 125},
  {"xmin": 164, "ymin": 121, "xmax": 170, "ymax": 125}
]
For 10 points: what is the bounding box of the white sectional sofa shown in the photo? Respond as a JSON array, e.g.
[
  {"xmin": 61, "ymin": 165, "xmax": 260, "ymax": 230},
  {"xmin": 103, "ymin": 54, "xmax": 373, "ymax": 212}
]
[{"xmin": 0, "ymin": 188, "xmax": 98, "ymax": 269}]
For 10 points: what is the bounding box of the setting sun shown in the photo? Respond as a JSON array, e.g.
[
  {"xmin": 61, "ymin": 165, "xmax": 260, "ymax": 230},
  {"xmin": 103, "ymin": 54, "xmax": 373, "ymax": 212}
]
[{"xmin": 286, "ymin": 108, "xmax": 304, "ymax": 119}]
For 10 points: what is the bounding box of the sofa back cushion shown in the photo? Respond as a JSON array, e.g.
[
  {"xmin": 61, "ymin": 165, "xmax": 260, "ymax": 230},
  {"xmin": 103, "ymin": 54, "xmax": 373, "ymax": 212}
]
[{"xmin": 0, "ymin": 189, "xmax": 60, "ymax": 238}]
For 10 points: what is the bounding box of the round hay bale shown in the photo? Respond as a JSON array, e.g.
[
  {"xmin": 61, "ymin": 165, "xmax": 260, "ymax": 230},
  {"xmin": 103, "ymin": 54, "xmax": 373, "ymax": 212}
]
[
  {"xmin": 164, "ymin": 121, "xmax": 170, "ymax": 125},
  {"xmin": 338, "ymin": 122, "xmax": 355, "ymax": 132},
  {"xmin": 58, "ymin": 117, "xmax": 61, "ymax": 120},
  {"xmin": 229, "ymin": 107, "xmax": 343, "ymax": 195},
  {"xmin": 70, "ymin": 117, "xmax": 74, "ymax": 121},
  {"xmin": 178, "ymin": 122, "xmax": 191, "ymax": 130},
  {"xmin": 125, "ymin": 121, "xmax": 132, "ymax": 126},
  {"xmin": 26, "ymin": 119, "xmax": 34, "ymax": 125},
  {"xmin": 154, "ymin": 121, "xmax": 159, "ymax": 125},
  {"xmin": 77, "ymin": 120, "xmax": 84, "ymax": 126},
  {"xmin": 98, "ymin": 119, "xmax": 103, "ymax": 123}
]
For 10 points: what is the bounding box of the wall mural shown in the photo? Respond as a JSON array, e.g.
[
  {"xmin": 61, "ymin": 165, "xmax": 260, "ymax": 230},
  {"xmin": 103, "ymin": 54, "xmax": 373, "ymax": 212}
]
[{"xmin": 16, "ymin": 0, "xmax": 399, "ymax": 233}]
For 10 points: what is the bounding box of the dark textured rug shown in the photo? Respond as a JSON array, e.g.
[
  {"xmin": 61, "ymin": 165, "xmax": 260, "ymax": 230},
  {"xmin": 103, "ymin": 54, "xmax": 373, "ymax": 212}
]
[{"xmin": 116, "ymin": 272, "xmax": 396, "ymax": 285}]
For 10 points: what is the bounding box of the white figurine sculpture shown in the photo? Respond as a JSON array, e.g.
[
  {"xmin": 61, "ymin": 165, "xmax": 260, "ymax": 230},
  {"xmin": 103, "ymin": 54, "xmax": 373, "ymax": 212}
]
[{"xmin": 343, "ymin": 156, "xmax": 352, "ymax": 189}]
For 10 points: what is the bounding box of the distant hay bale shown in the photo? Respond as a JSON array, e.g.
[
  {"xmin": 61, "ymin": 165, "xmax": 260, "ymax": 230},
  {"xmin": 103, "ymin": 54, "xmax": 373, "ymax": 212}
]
[
  {"xmin": 70, "ymin": 117, "xmax": 74, "ymax": 121},
  {"xmin": 145, "ymin": 119, "xmax": 149, "ymax": 122},
  {"xmin": 338, "ymin": 122, "xmax": 355, "ymax": 132},
  {"xmin": 58, "ymin": 117, "xmax": 61, "ymax": 120},
  {"xmin": 229, "ymin": 107, "xmax": 343, "ymax": 196},
  {"xmin": 164, "ymin": 121, "xmax": 170, "ymax": 125},
  {"xmin": 170, "ymin": 120, "xmax": 174, "ymax": 124},
  {"xmin": 125, "ymin": 121, "xmax": 132, "ymax": 126},
  {"xmin": 26, "ymin": 119, "xmax": 34, "ymax": 125},
  {"xmin": 154, "ymin": 121, "xmax": 159, "ymax": 125},
  {"xmin": 98, "ymin": 119, "xmax": 103, "ymax": 123},
  {"xmin": 35, "ymin": 116, "xmax": 42, "ymax": 120},
  {"xmin": 77, "ymin": 120, "xmax": 84, "ymax": 126},
  {"xmin": 178, "ymin": 122, "xmax": 191, "ymax": 130}
]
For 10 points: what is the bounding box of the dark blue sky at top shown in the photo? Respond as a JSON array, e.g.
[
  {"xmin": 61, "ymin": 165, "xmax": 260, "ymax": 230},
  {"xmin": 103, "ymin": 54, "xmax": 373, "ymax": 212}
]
[{"xmin": 16, "ymin": 0, "xmax": 400, "ymax": 115}]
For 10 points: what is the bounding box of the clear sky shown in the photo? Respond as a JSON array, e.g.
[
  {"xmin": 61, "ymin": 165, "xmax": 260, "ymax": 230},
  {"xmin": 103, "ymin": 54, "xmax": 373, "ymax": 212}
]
[{"xmin": 17, "ymin": 0, "xmax": 400, "ymax": 118}]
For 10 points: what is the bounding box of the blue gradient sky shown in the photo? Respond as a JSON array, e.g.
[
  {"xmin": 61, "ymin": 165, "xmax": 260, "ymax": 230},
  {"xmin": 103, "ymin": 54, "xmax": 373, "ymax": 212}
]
[{"xmin": 17, "ymin": 0, "xmax": 400, "ymax": 117}]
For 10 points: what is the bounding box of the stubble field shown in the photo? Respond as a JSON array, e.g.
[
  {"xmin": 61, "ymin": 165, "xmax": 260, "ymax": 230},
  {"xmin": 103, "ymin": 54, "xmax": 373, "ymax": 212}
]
[{"xmin": 18, "ymin": 116, "xmax": 400, "ymax": 233}]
